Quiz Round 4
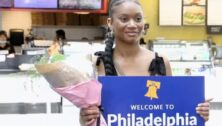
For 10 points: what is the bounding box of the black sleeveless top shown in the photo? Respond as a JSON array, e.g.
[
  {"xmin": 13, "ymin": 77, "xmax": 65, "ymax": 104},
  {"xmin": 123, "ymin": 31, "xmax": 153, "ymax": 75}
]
[{"xmin": 95, "ymin": 51, "xmax": 166, "ymax": 76}]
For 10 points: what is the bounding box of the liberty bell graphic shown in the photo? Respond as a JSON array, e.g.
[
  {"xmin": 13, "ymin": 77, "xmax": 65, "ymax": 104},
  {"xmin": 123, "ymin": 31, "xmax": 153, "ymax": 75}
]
[{"xmin": 145, "ymin": 80, "xmax": 161, "ymax": 100}]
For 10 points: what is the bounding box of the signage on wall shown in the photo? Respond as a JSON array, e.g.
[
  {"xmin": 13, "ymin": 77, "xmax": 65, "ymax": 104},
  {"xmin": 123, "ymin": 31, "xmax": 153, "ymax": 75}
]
[
  {"xmin": 59, "ymin": 0, "xmax": 102, "ymax": 10},
  {"xmin": 183, "ymin": 0, "xmax": 206, "ymax": 26},
  {"xmin": 207, "ymin": 26, "xmax": 222, "ymax": 34},
  {"xmin": 0, "ymin": 0, "xmax": 108, "ymax": 14},
  {"xmin": 14, "ymin": 0, "xmax": 57, "ymax": 9},
  {"xmin": 0, "ymin": 0, "xmax": 12, "ymax": 8}
]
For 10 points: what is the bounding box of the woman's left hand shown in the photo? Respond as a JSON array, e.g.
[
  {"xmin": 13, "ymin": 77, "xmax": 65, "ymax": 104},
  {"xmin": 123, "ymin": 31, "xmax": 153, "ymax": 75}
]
[{"xmin": 196, "ymin": 98, "xmax": 213, "ymax": 121}]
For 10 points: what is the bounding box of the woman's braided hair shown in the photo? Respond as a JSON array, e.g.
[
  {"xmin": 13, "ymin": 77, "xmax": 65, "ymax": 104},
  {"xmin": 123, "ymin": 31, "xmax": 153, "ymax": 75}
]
[{"xmin": 95, "ymin": 0, "xmax": 141, "ymax": 76}]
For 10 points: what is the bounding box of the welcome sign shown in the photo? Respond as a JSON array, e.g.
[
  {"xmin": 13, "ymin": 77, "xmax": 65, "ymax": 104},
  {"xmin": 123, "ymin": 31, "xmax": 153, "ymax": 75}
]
[{"xmin": 98, "ymin": 76, "xmax": 205, "ymax": 126}]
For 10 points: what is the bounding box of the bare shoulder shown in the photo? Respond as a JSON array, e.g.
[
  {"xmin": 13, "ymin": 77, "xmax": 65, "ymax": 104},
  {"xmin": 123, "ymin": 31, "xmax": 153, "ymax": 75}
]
[
  {"xmin": 141, "ymin": 48, "xmax": 155, "ymax": 58},
  {"xmin": 142, "ymin": 48, "xmax": 172, "ymax": 76},
  {"xmin": 142, "ymin": 47, "xmax": 168, "ymax": 60}
]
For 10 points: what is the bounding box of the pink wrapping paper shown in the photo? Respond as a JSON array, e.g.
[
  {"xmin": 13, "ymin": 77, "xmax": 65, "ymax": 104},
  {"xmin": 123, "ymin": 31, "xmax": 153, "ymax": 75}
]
[
  {"xmin": 53, "ymin": 79, "xmax": 107, "ymax": 126},
  {"xmin": 53, "ymin": 79, "xmax": 101, "ymax": 108},
  {"xmin": 35, "ymin": 58, "xmax": 107, "ymax": 126}
]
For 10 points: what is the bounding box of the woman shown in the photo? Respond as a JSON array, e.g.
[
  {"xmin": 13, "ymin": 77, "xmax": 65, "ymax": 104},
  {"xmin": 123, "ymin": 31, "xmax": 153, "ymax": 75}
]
[
  {"xmin": 0, "ymin": 30, "xmax": 15, "ymax": 58},
  {"xmin": 80, "ymin": 0, "xmax": 211, "ymax": 125},
  {"xmin": 0, "ymin": 30, "xmax": 15, "ymax": 54},
  {"xmin": 56, "ymin": 29, "xmax": 66, "ymax": 41}
]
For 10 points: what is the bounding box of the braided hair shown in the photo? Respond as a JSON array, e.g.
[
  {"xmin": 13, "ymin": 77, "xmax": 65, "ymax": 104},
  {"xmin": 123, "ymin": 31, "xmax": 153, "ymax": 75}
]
[{"xmin": 95, "ymin": 0, "xmax": 141, "ymax": 76}]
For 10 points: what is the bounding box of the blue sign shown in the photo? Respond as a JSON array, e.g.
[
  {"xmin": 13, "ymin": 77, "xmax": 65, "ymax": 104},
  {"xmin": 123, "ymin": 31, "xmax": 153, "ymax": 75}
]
[{"xmin": 99, "ymin": 76, "xmax": 205, "ymax": 126}]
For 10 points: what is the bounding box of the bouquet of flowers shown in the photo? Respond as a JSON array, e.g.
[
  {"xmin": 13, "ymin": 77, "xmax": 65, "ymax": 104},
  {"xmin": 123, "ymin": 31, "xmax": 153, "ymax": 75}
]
[{"xmin": 35, "ymin": 42, "xmax": 107, "ymax": 126}]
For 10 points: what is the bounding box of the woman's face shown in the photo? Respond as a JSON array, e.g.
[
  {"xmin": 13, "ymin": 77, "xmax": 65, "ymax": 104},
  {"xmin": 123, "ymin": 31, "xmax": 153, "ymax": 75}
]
[
  {"xmin": 0, "ymin": 35, "xmax": 7, "ymax": 41},
  {"xmin": 0, "ymin": 35, "xmax": 7, "ymax": 46},
  {"xmin": 111, "ymin": 1, "xmax": 144, "ymax": 44}
]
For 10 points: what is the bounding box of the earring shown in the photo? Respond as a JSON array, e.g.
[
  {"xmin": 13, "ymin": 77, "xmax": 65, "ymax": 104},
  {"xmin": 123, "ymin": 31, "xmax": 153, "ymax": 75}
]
[{"xmin": 106, "ymin": 27, "xmax": 114, "ymax": 38}]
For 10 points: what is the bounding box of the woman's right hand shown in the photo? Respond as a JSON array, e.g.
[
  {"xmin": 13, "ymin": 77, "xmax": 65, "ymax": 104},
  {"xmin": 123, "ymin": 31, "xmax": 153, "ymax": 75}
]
[{"xmin": 80, "ymin": 106, "xmax": 100, "ymax": 126}]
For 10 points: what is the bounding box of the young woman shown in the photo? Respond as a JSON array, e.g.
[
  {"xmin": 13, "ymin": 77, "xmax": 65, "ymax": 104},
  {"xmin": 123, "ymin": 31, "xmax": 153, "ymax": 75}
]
[
  {"xmin": 0, "ymin": 30, "xmax": 15, "ymax": 58},
  {"xmin": 80, "ymin": 0, "xmax": 211, "ymax": 125},
  {"xmin": 0, "ymin": 30, "xmax": 15, "ymax": 55}
]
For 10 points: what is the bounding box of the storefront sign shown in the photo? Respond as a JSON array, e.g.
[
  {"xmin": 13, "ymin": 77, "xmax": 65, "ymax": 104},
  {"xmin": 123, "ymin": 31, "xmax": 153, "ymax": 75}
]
[{"xmin": 99, "ymin": 76, "xmax": 205, "ymax": 126}]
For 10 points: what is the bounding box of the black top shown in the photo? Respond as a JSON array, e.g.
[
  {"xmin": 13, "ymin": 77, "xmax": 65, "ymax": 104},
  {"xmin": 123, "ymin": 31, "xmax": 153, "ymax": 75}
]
[
  {"xmin": 95, "ymin": 50, "xmax": 166, "ymax": 76},
  {"xmin": 0, "ymin": 43, "xmax": 15, "ymax": 54},
  {"xmin": 148, "ymin": 52, "xmax": 166, "ymax": 76}
]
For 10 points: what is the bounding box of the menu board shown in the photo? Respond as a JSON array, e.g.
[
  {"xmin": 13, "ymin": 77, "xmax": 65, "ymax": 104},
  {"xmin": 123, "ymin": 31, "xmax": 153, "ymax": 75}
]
[
  {"xmin": 0, "ymin": 0, "xmax": 12, "ymax": 8},
  {"xmin": 159, "ymin": 0, "xmax": 182, "ymax": 26},
  {"xmin": 0, "ymin": 0, "xmax": 107, "ymax": 14},
  {"xmin": 59, "ymin": 0, "xmax": 102, "ymax": 10},
  {"xmin": 183, "ymin": 0, "xmax": 206, "ymax": 26},
  {"xmin": 183, "ymin": 0, "xmax": 206, "ymax": 5},
  {"xmin": 14, "ymin": 0, "xmax": 57, "ymax": 9},
  {"xmin": 207, "ymin": 0, "xmax": 222, "ymax": 25}
]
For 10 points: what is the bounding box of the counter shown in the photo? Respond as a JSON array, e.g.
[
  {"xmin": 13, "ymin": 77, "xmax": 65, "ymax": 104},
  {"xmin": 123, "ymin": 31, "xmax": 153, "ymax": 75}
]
[
  {"xmin": 0, "ymin": 52, "xmax": 44, "ymax": 74},
  {"xmin": 0, "ymin": 73, "xmax": 61, "ymax": 114},
  {"xmin": 0, "ymin": 72, "xmax": 80, "ymax": 126}
]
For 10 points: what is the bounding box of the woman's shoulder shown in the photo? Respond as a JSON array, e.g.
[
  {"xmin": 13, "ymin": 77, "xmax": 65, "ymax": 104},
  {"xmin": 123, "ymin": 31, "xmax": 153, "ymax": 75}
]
[
  {"xmin": 142, "ymin": 48, "xmax": 155, "ymax": 57},
  {"xmin": 143, "ymin": 48, "xmax": 172, "ymax": 76},
  {"xmin": 142, "ymin": 48, "xmax": 169, "ymax": 62}
]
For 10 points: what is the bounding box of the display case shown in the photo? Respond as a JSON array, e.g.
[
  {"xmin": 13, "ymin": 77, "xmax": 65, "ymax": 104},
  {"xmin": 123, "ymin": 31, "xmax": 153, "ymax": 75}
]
[{"xmin": 150, "ymin": 39, "xmax": 212, "ymax": 76}]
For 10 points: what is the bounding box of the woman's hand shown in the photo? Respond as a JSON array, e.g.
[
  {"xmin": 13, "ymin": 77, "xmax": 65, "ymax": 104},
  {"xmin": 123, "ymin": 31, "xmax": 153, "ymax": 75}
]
[
  {"xmin": 80, "ymin": 106, "xmax": 100, "ymax": 126},
  {"xmin": 196, "ymin": 98, "xmax": 213, "ymax": 121}
]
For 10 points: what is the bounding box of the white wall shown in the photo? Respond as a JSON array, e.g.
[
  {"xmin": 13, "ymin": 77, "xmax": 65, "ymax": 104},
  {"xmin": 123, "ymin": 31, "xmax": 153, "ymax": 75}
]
[{"xmin": 1, "ymin": 11, "xmax": 32, "ymax": 35}]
